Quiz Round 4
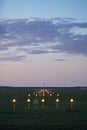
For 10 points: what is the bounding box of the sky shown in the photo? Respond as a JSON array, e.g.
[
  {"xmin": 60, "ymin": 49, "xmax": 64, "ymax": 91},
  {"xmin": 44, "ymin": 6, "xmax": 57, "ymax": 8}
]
[{"xmin": 0, "ymin": 0, "xmax": 87, "ymax": 87}]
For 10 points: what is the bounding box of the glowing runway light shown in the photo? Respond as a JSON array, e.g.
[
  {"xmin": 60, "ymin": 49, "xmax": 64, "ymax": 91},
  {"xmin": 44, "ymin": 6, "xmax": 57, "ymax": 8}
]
[
  {"xmin": 41, "ymin": 98, "xmax": 45, "ymax": 109},
  {"xmin": 27, "ymin": 99, "xmax": 31, "ymax": 109},
  {"xmin": 57, "ymin": 93, "xmax": 59, "ymax": 96},
  {"xmin": 28, "ymin": 94, "xmax": 31, "ymax": 97},
  {"xmin": 50, "ymin": 93, "xmax": 52, "ymax": 96},
  {"xmin": 12, "ymin": 99, "xmax": 16, "ymax": 109},
  {"xmin": 70, "ymin": 98, "xmax": 74, "ymax": 110},
  {"xmin": 27, "ymin": 99, "xmax": 30, "ymax": 103},
  {"xmin": 56, "ymin": 98, "xmax": 59, "ymax": 109}
]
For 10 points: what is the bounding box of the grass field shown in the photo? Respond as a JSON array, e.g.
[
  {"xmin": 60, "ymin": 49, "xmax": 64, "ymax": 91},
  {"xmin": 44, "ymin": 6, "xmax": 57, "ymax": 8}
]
[{"xmin": 0, "ymin": 87, "xmax": 87, "ymax": 130}]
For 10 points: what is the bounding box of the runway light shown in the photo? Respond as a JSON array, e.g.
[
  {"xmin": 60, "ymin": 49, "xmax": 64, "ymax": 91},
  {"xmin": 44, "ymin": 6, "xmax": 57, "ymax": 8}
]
[
  {"xmin": 56, "ymin": 99, "xmax": 59, "ymax": 109},
  {"xmin": 12, "ymin": 99, "xmax": 16, "ymax": 109},
  {"xmin": 27, "ymin": 99, "xmax": 30, "ymax": 103},
  {"xmin": 70, "ymin": 98, "xmax": 74, "ymax": 110},
  {"xmin": 33, "ymin": 92, "xmax": 35, "ymax": 95},
  {"xmin": 50, "ymin": 93, "xmax": 52, "ymax": 96},
  {"xmin": 35, "ymin": 93, "xmax": 38, "ymax": 97},
  {"xmin": 13, "ymin": 99, "xmax": 16, "ymax": 103},
  {"xmin": 57, "ymin": 93, "xmax": 59, "ymax": 96},
  {"xmin": 70, "ymin": 98, "xmax": 74, "ymax": 103},
  {"xmin": 56, "ymin": 99, "xmax": 59, "ymax": 103},
  {"xmin": 43, "ymin": 93, "xmax": 45, "ymax": 96},
  {"xmin": 27, "ymin": 99, "xmax": 31, "ymax": 109},
  {"xmin": 41, "ymin": 98, "xmax": 45, "ymax": 109},
  {"xmin": 42, "ymin": 99, "xmax": 45, "ymax": 103},
  {"xmin": 28, "ymin": 94, "xmax": 31, "ymax": 96}
]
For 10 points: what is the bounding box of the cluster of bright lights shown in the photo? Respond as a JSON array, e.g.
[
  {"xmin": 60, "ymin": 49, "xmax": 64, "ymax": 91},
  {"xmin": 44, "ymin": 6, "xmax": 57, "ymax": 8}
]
[
  {"xmin": 12, "ymin": 98, "xmax": 74, "ymax": 104},
  {"xmin": 12, "ymin": 92, "xmax": 74, "ymax": 111},
  {"xmin": 27, "ymin": 90, "xmax": 60, "ymax": 98},
  {"xmin": 37, "ymin": 89, "xmax": 52, "ymax": 95}
]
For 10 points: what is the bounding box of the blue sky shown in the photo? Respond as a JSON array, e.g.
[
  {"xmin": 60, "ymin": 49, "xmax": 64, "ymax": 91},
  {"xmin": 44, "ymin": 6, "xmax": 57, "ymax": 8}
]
[
  {"xmin": 0, "ymin": 0, "xmax": 87, "ymax": 87},
  {"xmin": 1, "ymin": 0, "xmax": 87, "ymax": 19}
]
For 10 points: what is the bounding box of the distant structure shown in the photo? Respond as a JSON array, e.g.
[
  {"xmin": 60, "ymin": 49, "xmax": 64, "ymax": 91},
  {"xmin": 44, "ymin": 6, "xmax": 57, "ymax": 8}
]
[
  {"xmin": 36, "ymin": 89, "xmax": 52, "ymax": 96},
  {"xmin": 35, "ymin": 82, "xmax": 53, "ymax": 96}
]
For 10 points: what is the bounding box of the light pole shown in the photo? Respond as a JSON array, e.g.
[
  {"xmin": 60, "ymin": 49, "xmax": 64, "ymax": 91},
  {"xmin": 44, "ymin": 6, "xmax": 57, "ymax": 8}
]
[
  {"xmin": 56, "ymin": 99, "xmax": 59, "ymax": 109},
  {"xmin": 27, "ymin": 99, "xmax": 31, "ymax": 109},
  {"xmin": 57, "ymin": 93, "xmax": 59, "ymax": 97},
  {"xmin": 12, "ymin": 99, "xmax": 16, "ymax": 109},
  {"xmin": 41, "ymin": 98, "xmax": 45, "ymax": 109},
  {"xmin": 50, "ymin": 93, "xmax": 52, "ymax": 97},
  {"xmin": 35, "ymin": 93, "xmax": 38, "ymax": 97},
  {"xmin": 70, "ymin": 98, "xmax": 74, "ymax": 110},
  {"xmin": 28, "ymin": 94, "xmax": 31, "ymax": 97}
]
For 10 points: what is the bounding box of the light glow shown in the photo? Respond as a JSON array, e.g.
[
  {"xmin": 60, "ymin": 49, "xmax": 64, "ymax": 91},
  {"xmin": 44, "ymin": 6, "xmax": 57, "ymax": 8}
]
[
  {"xmin": 42, "ymin": 99, "xmax": 45, "ymax": 103},
  {"xmin": 12, "ymin": 99, "xmax": 16, "ymax": 103},
  {"xmin": 70, "ymin": 99, "xmax": 74, "ymax": 103},
  {"xmin": 56, "ymin": 99, "xmax": 59, "ymax": 103},
  {"xmin": 27, "ymin": 99, "xmax": 30, "ymax": 102}
]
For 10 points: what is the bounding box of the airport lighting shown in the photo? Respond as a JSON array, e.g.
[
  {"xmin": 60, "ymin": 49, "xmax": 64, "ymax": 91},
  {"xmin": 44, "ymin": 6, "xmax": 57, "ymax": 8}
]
[
  {"xmin": 57, "ymin": 93, "xmax": 59, "ymax": 96},
  {"xmin": 41, "ymin": 98, "xmax": 45, "ymax": 109},
  {"xmin": 27, "ymin": 99, "xmax": 30, "ymax": 103},
  {"xmin": 56, "ymin": 99, "xmax": 59, "ymax": 103},
  {"xmin": 27, "ymin": 99, "xmax": 31, "ymax": 109},
  {"xmin": 28, "ymin": 94, "xmax": 31, "ymax": 97},
  {"xmin": 56, "ymin": 98, "xmax": 59, "ymax": 109},
  {"xmin": 50, "ymin": 93, "xmax": 52, "ymax": 96},
  {"xmin": 70, "ymin": 98, "xmax": 74, "ymax": 110},
  {"xmin": 12, "ymin": 99, "xmax": 16, "ymax": 109}
]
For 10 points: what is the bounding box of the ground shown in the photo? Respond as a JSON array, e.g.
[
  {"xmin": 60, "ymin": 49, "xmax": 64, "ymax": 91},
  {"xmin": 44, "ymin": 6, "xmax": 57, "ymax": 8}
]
[{"xmin": 0, "ymin": 87, "xmax": 87, "ymax": 130}]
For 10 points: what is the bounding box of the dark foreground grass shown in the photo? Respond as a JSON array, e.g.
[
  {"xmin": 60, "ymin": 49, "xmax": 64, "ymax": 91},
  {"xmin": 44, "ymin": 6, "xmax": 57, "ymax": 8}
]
[{"xmin": 0, "ymin": 88, "xmax": 87, "ymax": 130}]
